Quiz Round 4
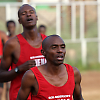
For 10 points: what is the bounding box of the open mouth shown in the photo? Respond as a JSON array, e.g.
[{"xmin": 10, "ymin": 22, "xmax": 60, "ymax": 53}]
[
  {"xmin": 57, "ymin": 56, "xmax": 63, "ymax": 60},
  {"xmin": 27, "ymin": 18, "xmax": 33, "ymax": 21}
]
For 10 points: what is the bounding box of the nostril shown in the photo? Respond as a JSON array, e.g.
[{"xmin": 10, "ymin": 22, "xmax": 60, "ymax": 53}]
[
  {"xmin": 27, "ymin": 15, "xmax": 31, "ymax": 16},
  {"xmin": 27, "ymin": 13, "xmax": 31, "ymax": 16},
  {"xmin": 57, "ymin": 50, "xmax": 63, "ymax": 53}
]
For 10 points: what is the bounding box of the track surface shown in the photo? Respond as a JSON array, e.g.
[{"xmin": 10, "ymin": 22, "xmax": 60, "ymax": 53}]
[{"xmin": 81, "ymin": 71, "xmax": 100, "ymax": 100}]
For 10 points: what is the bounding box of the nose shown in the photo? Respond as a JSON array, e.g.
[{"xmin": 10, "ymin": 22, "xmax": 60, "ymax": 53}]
[
  {"xmin": 57, "ymin": 47, "xmax": 63, "ymax": 53},
  {"xmin": 27, "ymin": 12, "xmax": 31, "ymax": 17}
]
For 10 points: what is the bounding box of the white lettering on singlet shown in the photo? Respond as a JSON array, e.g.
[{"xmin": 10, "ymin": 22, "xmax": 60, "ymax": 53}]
[
  {"xmin": 48, "ymin": 95, "xmax": 71, "ymax": 100},
  {"xmin": 30, "ymin": 55, "xmax": 47, "ymax": 66}
]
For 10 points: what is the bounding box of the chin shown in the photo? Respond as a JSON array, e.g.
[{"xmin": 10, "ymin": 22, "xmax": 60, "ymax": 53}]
[
  {"xmin": 54, "ymin": 62, "xmax": 63, "ymax": 66},
  {"xmin": 26, "ymin": 25, "xmax": 35, "ymax": 29}
]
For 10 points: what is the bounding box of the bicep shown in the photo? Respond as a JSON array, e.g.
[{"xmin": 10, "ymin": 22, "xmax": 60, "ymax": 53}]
[
  {"xmin": 17, "ymin": 70, "xmax": 34, "ymax": 100},
  {"xmin": 17, "ymin": 85, "xmax": 31, "ymax": 100},
  {"xmin": 73, "ymin": 67, "xmax": 83, "ymax": 100},
  {"xmin": 73, "ymin": 82, "xmax": 82, "ymax": 100},
  {"xmin": 1, "ymin": 42, "xmax": 13, "ymax": 70}
]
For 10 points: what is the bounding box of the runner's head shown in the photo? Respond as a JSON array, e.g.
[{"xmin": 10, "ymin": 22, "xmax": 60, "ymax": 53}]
[
  {"xmin": 6, "ymin": 20, "xmax": 16, "ymax": 35},
  {"xmin": 18, "ymin": 4, "xmax": 38, "ymax": 29},
  {"xmin": 38, "ymin": 25, "xmax": 46, "ymax": 34},
  {"xmin": 41, "ymin": 35, "xmax": 66, "ymax": 65}
]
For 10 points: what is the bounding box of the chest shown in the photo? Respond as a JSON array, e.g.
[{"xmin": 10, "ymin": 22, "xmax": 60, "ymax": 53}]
[
  {"xmin": 32, "ymin": 74, "xmax": 75, "ymax": 100},
  {"xmin": 43, "ymin": 73, "xmax": 68, "ymax": 87},
  {"xmin": 12, "ymin": 41, "xmax": 45, "ymax": 66}
]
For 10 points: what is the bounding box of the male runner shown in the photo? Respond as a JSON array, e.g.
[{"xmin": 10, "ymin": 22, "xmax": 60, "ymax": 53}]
[
  {"xmin": 17, "ymin": 35, "xmax": 83, "ymax": 100},
  {"xmin": 6, "ymin": 20, "xmax": 16, "ymax": 100},
  {"xmin": 38, "ymin": 25, "xmax": 46, "ymax": 35},
  {"xmin": 0, "ymin": 4, "xmax": 46, "ymax": 100},
  {"xmin": 6, "ymin": 20, "xmax": 16, "ymax": 38}
]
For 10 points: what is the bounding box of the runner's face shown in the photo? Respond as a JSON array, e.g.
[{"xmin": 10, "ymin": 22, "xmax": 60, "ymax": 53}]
[
  {"xmin": 39, "ymin": 27, "xmax": 46, "ymax": 34},
  {"xmin": 7, "ymin": 23, "xmax": 15, "ymax": 34},
  {"xmin": 45, "ymin": 36, "xmax": 66, "ymax": 65},
  {"xmin": 18, "ymin": 5, "xmax": 37, "ymax": 28}
]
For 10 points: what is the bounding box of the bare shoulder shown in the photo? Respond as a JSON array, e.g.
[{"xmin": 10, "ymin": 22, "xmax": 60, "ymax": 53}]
[
  {"xmin": 72, "ymin": 67, "xmax": 81, "ymax": 76},
  {"xmin": 22, "ymin": 70, "xmax": 36, "ymax": 86},
  {"xmin": 23, "ymin": 70, "xmax": 35, "ymax": 80},
  {"xmin": 72, "ymin": 67, "xmax": 81, "ymax": 83},
  {"xmin": 4, "ymin": 36, "xmax": 19, "ymax": 50},
  {"xmin": 2, "ymin": 36, "xmax": 19, "ymax": 58}
]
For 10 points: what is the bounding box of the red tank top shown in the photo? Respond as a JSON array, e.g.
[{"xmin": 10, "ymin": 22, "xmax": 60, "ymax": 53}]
[
  {"xmin": 9, "ymin": 34, "xmax": 47, "ymax": 100},
  {"xmin": 31, "ymin": 64, "xmax": 75, "ymax": 100},
  {"xmin": 0, "ymin": 38, "xmax": 3, "ymax": 63}
]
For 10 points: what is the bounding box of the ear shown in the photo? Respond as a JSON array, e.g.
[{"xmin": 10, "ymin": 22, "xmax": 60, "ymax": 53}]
[
  {"xmin": 18, "ymin": 18, "xmax": 21, "ymax": 24},
  {"xmin": 36, "ymin": 15, "xmax": 38, "ymax": 20},
  {"xmin": 41, "ymin": 49, "xmax": 46, "ymax": 56}
]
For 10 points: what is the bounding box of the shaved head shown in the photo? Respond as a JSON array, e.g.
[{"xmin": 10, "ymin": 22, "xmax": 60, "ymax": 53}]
[
  {"xmin": 42, "ymin": 35, "xmax": 65, "ymax": 50},
  {"xmin": 41, "ymin": 35, "xmax": 66, "ymax": 65}
]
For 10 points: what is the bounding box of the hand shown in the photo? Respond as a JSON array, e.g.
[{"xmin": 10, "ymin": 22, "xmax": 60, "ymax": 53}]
[{"xmin": 18, "ymin": 60, "xmax": 36, "ymax": 72}]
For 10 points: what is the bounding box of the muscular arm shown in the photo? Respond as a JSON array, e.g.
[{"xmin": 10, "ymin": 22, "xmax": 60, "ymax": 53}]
[
  {"xmin": 17, "ymin": 70, "xmax": 36, "ymax": 100},
  {"xmin": 0, "ymin": 38, "xmax": 17, "ymax": 82},
  {"xmin": 73, "ymin": 67, "xmax": 84, "ymax": 100},
  {"xmin": 1, "ymin": 31, "xmax": 8, "ymax": 46},
  {"xmin": 0, "ymin": 37, "xmax": 36, "ymax": 82}
]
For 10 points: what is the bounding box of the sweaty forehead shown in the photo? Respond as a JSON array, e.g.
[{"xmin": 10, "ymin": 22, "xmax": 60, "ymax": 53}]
[
  {"xmin": 19, "ymin": 4, "xmax": 35, "ymax": 14},
  {"xmin": 46, "ymin": 36, "xmax": 65, "ymax": 47}
]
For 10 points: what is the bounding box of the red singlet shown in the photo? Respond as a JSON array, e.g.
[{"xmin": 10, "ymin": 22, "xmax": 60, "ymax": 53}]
[
  {"xmin": 9, "ymin": 34, "xmax": 47, "ymax": 100},
  {"xmin": 0, "ymin": 37, "xmax": 3, "ymax": 63},
  {"xmin": 31, "ymin": 64, "xmax": 75, "ymax": 100}
]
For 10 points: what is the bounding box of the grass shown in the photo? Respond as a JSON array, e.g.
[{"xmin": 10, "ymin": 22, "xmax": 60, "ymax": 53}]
[{"xmin": 64, "ymin": 57, "xmax": 100, "ymax": 72}]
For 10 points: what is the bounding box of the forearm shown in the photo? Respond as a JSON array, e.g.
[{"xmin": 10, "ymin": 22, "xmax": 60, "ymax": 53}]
[
  {"xmin": 0, "ymin": 60, "xmax": 28, "ymax": 82},
  {"xmin": 0, "ymin": 69, "xmax": 20, "ymax": 82},
  {"xmin": 73, "ymin": 95, "xmax": 84, "ymax": 100}
]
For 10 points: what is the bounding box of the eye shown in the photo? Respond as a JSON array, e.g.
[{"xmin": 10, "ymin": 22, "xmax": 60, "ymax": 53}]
[
  {"xmin": 52, "ymin": 46, "xmax": 56, "ymax": 49},
  {"xmin": 21, "ymin": 12, "xmax": 26, "ymax": 15},
  {"xmin": 30, "ymin": 10, "xmax": 34, "ymax": 14},
  {"xmin": 61, "ymin": 45, "xmax": 65, "ymax": 48}
]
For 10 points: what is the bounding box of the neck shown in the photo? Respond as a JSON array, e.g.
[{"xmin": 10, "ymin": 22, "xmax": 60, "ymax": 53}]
[
  {"xmin": 9, "ymin": 33, "xmax": 15, "ymax": 38},
  {"xmin": 22, "ymin": 26, "xmax": 39, "ymax": 40},
  {"xmin": 45, "ymin": 63, "xmax": 64, "ymax": 75}
]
